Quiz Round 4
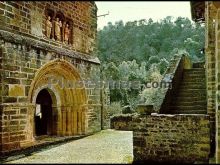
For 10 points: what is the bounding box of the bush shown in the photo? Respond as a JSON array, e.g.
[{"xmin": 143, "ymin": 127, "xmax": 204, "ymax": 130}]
[
  {"xmin": 108, "ymin": 102, "xmax": 123, "ymax": 116},
  {"xmin": 122, "ymin": 105, "xmax": 135, "ymax": 114},
  {"xmin": 139, "ymin": 87, "xmax": 166, "ymax": 110}
]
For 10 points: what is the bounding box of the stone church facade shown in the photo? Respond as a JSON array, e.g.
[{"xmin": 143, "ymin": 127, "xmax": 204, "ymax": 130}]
[{"xmin": 0, "ymin": 1, "xmax": 109, "ymax": 154}]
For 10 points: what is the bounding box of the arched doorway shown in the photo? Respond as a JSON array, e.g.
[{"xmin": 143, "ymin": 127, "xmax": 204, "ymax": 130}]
[
  {"xmin": 35, "ymin": 89, "xmax": 53, "ymax": 136},
  {"xmin": 29, "ymin": 59, "xmax": 88, "ymax": 137}
]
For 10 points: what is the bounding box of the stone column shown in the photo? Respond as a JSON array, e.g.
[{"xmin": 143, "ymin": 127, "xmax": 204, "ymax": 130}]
[
  {"xmin": 66, "ymin": 107, "xmax": 72, "ymax": 135},
  {"xmin": 77, "ymin": 108, "xmax": 82, "ymax": 135},
  {"xmin": 62, "ymin": 107, "xmax": 67, "ymax": 136},
  {"xmin": 73, "ymin": 107, "xmax": 78, "ymax": 135},
  {"xmin": 81, "ymin": 105, "xmax": 87, "ymax": 134},
  {"xmin": 57, "ymin": 106, "xmax": 62, "ymax": 136},
  {"xmin": 70, "ymin": 107, "xmax": 74, "ymax": 135},
  {"xmin": 52, "ymin": 105, "xmax": 58, "ymax": 135}
]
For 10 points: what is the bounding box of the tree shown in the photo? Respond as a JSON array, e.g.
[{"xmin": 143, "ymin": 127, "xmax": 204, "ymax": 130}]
[{"xmin": 97, "ymin": 16, "xmax": 205, "ymax": 110}]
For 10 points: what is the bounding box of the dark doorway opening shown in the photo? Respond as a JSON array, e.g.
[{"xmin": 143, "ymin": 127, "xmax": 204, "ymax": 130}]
[{"xmin": 35, "ymin": 89, "xmax": 53, "ymax": 136}]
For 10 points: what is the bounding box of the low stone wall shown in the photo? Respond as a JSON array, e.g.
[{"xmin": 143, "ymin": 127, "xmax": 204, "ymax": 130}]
[{"xmin": 111, "ymin": 113, "xmax": 210, "ymax": 163}]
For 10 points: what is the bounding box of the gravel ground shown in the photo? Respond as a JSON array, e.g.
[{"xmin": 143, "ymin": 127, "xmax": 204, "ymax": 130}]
[{"xmin": 5, "ymin": 129, "xmax": 133, "ymax": 164}]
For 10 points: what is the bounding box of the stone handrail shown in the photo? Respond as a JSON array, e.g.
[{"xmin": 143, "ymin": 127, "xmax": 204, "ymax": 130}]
[{"xmin": 159, "ymin": 53, "xmax": 192, "ymax": 113}]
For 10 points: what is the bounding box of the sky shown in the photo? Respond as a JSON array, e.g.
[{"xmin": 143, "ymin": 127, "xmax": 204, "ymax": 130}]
[{"xmin": 95, "ymin": 1, "xmax": 192, "ymax": 30}]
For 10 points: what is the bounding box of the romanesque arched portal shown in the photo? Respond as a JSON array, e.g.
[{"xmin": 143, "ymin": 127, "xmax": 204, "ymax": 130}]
[{"xmin": 28, "ymin": 59, "xmax": 88, "ymax": 137}]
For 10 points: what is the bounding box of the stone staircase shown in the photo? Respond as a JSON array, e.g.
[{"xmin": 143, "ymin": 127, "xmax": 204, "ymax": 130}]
[{"xmin": 168, "ymin": 62, "xmax": 207, "ymax": 114}]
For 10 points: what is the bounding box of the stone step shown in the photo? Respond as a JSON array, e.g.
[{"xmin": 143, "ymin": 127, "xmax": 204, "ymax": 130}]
[
  {"xmin": 178, "ymin": 88, "xmax": 206, "ymax": 92},
  {"xmin": 168, "ymin": 110, "xmax": 207, "ymax": 114},
  {"xmin": 183, "ymin": 77, "xmax": 205, "ymax": 81},
  {"xmin": 175, "ymin": 93, "xmax": 206, "ymax": 98},
  {"xmin": 174, "ymin": 96, "xmax": 206, "ymax": 102},
  {"xmin": 178, "ymin": 87, "xmax": 206, "ymax": 90},
  {"xmin": 170, "ymin": 105, "xmax": 206, "ymax": 111},
  {"xmin": 171, "ymin": 101, "xmax": 207, "ymax": 107},
  {"xmin": 183, "ymin": 72, "xmax": 205, "ymax": 75},
  {"xmin": 181, "ymin": 79, "xmax": 206, "ymax": 83},
  {"xmin": 173, "ymin": 102, "xmax": 207, "ymax": 106},
  {"xmin": 177, "ymin": 93, "xmax": 206, "ymax": 97},
  {"xmin": 174, "ymin": 95, "xmax": 206, "ymax": 100},
  {"xmin": 183, "ymin": 70, "xmax": 205, "ymax": 73},
  {"xmin": 183, "ymin": 76, "xmax": 205, "ymax": 79},
  {"xmin": 179, "ymin": 86, "xmax": 206, "ymax": 90},
  {"xmin": 174, "ymin": 91, "xmax": 206, "ymax": 98},
  {"xmin": 184, "ymin": 69, "xmax": 205, "ymax": 72},
  {"xmin": 180, "ymin": 83, "xmax": 206, "ymax": 87},
  {"xmin": 180, "ymin": 82, "xmax": 206, "ymax": 85},
  {"xmin": 183, "ymin": 74, "xmax": 205, "ymax": 77},
  {"xmin": 184, "ymin": 68, "xmax": 205, "ymax": 72},
  {"xmin": 183, "ymin": 76, "xmax": 205, "ymax": 80},
  {"xmin": 183, "ymin": 74, "xmax": 205, "ymax": 78},
  {"xmin": 182, "ymin": 77, "xmax": 206, "ymax": 83},
  {"xmin": 193, "ymin": 62, "xmax": 205, "ymax": 69}
]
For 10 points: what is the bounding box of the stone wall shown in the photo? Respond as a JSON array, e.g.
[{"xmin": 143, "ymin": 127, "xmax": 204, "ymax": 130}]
[
  {"xmin": 111, "ymin": 113, "xmax": 210, "ymax": 163},
  {"xmin": 192, "ymin": 1, "xmax": 220, "ymax": 162},
  {"xmin": 215, "ymin": 5, "xmax": 220, "ymax": 163},
  {"xmin": 0, "ymin": 1, "xmax": 97, "ymax": 54},
  {"xmin": 205, "ymin": 2, "xmax": 217, "ymax": 158},
  {"xmin": 0, "ymin": 103, "xmax": 35, "ymax": 152}
]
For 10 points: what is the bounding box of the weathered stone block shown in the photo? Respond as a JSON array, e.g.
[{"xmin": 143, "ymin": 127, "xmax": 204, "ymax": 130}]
[
  {"xmin": 9, "ymin": 84, "xmax": 25, "ymax": 97},
  {"xmin": 2, "ymin": 97, "xmax": 17, "ymax": 103},
  {"xmin": 1, "ymin": 142, "xmax": 20, "ymax": 151},
  {"xmin": 20, "ymin": 108, "xmax": 27, "ymax": 114},
  {"xmin": 4, "ymin": 78, "xmax": 20, "ymax": 84}
]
